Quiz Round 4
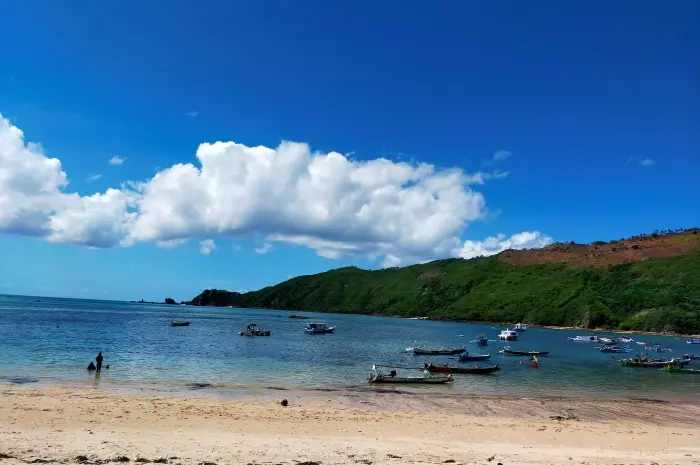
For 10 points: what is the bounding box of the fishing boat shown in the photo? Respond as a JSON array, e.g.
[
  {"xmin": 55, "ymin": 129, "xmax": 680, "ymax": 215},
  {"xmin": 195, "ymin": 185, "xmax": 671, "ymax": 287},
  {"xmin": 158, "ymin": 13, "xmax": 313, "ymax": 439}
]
[
  {"xmin": 514, "ymin": 323, "xmax": 527, "ymax": 332},
  {"xmin": 644, "ymin": 344, "xmax": 671, "ymax": 353},
  {"xmin": 171, "ymin": 321, "xmax": 190, "ymax": 327},
  {"xmin": 619, "ymin": 357, "xmax": 690, "ymax": 368},
  {"xmin": 367, "ymin": 365, "xmax": 453, "ymax": 384},
  {"xmin": 238, "ymin": 323, "xmax": 270, "ymax": 336},
  {"xmin": 458, "ymin": 352, "xmax": 491, "ymax": 362},
  {"xmin": 567, "ymin": 335, "xmax": 612, "ymax": 344},
  {"xmin": 408, "ymin": 347, "xmax": 466, "ymax": 355},
  {"xmin": 618, "ymin": 337, "xmax": 634, "ymax": 343},
  {"xmin": 596, "ymin": 346, "xmax": 632, "ymax": 354},
  {"xmin": 424, "ymin": 363, "xmax": 500, "ymax": 374},
  {"xmin": 686, "ymin": 339, "xmax": 700, "ymax": 345},
  {"xmin": 469, "ymin": 334, "xmax": 492, "ymax": 346},
  {"xmin": 663, "ymin": 365, "xmax": 700, "ymax": 374},
  {"xmin": 499, "ymin": 347, "xmax": 549, "ymax": 356},
  {"xmin": 681, "ymin": 353, "xmax": 700, "ymax": 360},
  {"xmin": 498, "ymin": 329, "xmax": 518, "ymax": 341},
  {"xmin": 304, "ymin": 322, "xmax": 335, "ymax": 334}
]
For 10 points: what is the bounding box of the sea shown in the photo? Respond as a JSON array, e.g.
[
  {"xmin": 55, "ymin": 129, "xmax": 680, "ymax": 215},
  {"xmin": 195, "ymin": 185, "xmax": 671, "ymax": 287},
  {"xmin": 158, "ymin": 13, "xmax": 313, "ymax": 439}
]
[{"xmin": 1, "ymin": 294, "xmax": 698, "ymax": 399}]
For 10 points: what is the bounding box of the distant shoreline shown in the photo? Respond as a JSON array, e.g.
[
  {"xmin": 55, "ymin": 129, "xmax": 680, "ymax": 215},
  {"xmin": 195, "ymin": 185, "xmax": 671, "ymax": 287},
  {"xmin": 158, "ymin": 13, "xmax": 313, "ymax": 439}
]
[{"xmin": 178, "ymin": 302, "xmax": 700, "ymax": 338}]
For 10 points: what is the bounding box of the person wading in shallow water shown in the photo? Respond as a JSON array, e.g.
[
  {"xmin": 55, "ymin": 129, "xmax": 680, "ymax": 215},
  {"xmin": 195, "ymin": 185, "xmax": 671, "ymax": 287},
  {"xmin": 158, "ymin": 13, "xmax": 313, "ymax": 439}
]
[{"xmin": 96, "ymin": 352, "xmax": 104, "ymax": 373}]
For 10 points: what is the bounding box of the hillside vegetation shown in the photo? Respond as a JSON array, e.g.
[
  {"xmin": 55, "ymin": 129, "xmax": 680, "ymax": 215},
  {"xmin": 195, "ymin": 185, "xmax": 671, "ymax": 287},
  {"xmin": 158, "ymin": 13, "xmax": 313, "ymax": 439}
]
[{"xmin": 190, "ymin": 229, "xmax": 700, "ymax": 334}]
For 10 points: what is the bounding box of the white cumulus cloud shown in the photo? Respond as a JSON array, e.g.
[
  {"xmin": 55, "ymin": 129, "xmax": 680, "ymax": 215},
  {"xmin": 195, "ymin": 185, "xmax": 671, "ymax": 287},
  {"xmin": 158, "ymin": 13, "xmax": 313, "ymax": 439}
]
[
  {"xmin": 156, "ymin": 238, "xmax": 188, "ymax": 248},
  {"xmin": 0, "ymin": 112, "xmax": 552, "ymax": 266},
  {"xmin": 109, "ymin": 156, "xmax": 125, "ymax": 166},
  {"xmin": 254, "ymin": 242, "xmax": 275, "ymax": 254},
  {"xmin": 454, "ymin": 231, "xmax": 553, "ymax": 260},
  {"xmin": 199, "ymin": 239, "xmax": 216, "ymax": 255}
]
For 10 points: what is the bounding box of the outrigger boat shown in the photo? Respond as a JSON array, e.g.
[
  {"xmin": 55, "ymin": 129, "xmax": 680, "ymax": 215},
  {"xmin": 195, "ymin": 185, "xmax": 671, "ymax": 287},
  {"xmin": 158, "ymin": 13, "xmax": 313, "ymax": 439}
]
[
  {"xmin": 407, "ymin": 347, "xmax": 466, "ymax": 355},
  {"xmin": 238, "ymin": 323, "xmax": 270, "ymax": 336},
  {"xmin": 663, "ymin": 365, "xmax": 700, "ymax": 374},
  {"xmin": 596, "ymin": 346, "xmax": 632, "ymax": 354},
  {"xmin": 304, "ymin": 322, "xmax": 335, "ymax": 334},
  {"xmin": 469, "ymin": 334, "xmax": 494, "ymax": 346},
  {"xmin": 567, "ymin": 335, "xmax": 614, "ymax": 344},
  {"xmin": 499, "ymin": 347, "xmax": 549, "ymax": 356},
  {"xmin": 644, "ymin": 344, "xmax": 671, "ymax": 353},
  {"xmin": 619, "ymin": 357, "xmax": 690, "ymax": 368},
  {"xmin": 424, "ymin": 362, "xmax": 500, "ymax": 374},
  {"xmin": 458, "ymin": 352, "xmax": 491, "ymax": 362},
  {"xmin": 368, "ymin": 364, "xmax": 453, "ymax": 384},
  {"xmin": 171, "ymin": 321, "xmax": 190, "ymax": 327}
]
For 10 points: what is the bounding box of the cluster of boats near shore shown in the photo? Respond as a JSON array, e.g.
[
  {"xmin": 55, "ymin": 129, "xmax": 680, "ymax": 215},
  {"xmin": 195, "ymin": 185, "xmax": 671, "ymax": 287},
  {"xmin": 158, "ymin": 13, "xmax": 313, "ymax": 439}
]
[
  {"xmin": 171, "ymin": 318, "xmax": 700, "ymax": 384},
  {"xmin": 369, "ymin": 324, "xmax": 700, "ymax": 384}
]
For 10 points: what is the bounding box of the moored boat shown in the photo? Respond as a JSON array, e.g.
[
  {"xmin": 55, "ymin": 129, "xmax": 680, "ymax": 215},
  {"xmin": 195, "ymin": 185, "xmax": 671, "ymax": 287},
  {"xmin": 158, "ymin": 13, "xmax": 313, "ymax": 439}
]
[
  {"xmin": 663, "ymin": 365, "xmax": 700, "ymax": 374},
  {"xmin": 409, "ymin": 347, "xmax": 466, "ymax": 355},
  {"xmin": 567, "ymin": 335, "xmax": 612, "ymax": 344},
  {"xmin": 470, "ymin": 334, "xmax": 492, "ymax": 346},
  {"xmin": 514, "ymin": 323, "xmax": 527, "ymax": 332},
  {"xmin": 238, "ymin": 323, "xmax": 270, "ymax": 336},
  {"xmin": 424, "ymin": 363, "xmax": 500, "ymax": 374},
  {"xmin": 368, "ymin": 365, "xmax": 453, "ymax": 384},
  {"xmin": 171, "ymin": 321, "xmax": 190, "ymax": 327},
  {"xmin": 619, "ymin": 357, "xmax": 690, "ymax": 368},
  {"xmin": 304, "ymin": 322, "xmax": 335, "ymax": 334},
  {"xmin": 498, "ymin": 329, "xmax": 518, "ymax": 341},
  {"xmin": 458, "ymin": 352, "xmax": 491, "ymax": 362},
  {"xmin": 596, "ymin": 346, "xmax": 632, "ymax": 354},
  {"xmin": 644, "ymin": 343, "xmax": 671, "ymax": 353},
  {"xmin": 686, "ymin": 338, "xmax": 700, "ymax": 345},
  {"xmin": 499, "ymin": 347, "xmax": 549, "ymax": 356}
]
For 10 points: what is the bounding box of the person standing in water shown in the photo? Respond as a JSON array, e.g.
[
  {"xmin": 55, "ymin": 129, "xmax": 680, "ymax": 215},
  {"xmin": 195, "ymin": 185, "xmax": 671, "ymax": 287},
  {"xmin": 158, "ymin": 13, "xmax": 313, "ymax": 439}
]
[{"xmin": 96, "ymin": 352, "xmax": 104, "ymax": 373}]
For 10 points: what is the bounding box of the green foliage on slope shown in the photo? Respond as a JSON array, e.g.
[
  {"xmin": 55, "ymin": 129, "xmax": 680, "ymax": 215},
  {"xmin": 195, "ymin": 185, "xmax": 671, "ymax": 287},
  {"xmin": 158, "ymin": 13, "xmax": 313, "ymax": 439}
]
[{"xmin": 190, "ymin": 250, "xmax": 700, "ymax": 334}]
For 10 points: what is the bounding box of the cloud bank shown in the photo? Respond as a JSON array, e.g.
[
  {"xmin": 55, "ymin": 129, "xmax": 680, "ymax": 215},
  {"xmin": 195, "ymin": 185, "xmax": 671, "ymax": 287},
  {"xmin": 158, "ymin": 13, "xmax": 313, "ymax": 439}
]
[{"xmin": 0, "ymin": 113, "xmax": 551, "ymax": 266}]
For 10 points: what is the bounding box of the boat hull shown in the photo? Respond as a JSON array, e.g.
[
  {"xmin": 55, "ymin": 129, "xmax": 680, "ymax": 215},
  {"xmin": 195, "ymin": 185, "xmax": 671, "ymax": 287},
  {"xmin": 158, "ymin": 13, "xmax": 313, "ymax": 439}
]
[
  {"xmin": 368, "ymin": 374, "xmax": 453, "ymax": 384},
  {"xmin": 620, "ymin": 358, "xmax": 690, "ymax": 368},
  {"xmin": 412, "ymin": 348, "xmax": 466, "ymax": 355},
  {"xmin": 664, "ymin": 366, "xmax": 700, "ymax": 374},
  {"xmin": 500, "ymin": 350, "xmax": 549, "ymax": 356},
  {"xmin": 305, "ymin": 328, "xmax": 335, "ymax": 334},
  {"xmin": 426, "ymin": 364, "xmax": 500, "ymax": 374},
  {"xmin": 171, "ymin": 321, "xmax": 190, "ymax": 327}
]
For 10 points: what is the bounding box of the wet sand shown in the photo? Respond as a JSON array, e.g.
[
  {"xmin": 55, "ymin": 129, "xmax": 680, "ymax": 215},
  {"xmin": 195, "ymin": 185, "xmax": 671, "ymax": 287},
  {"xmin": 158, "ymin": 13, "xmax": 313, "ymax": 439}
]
[{"xmin": 1, "ymin": 384, "xmax": 699, "ymax": 465}]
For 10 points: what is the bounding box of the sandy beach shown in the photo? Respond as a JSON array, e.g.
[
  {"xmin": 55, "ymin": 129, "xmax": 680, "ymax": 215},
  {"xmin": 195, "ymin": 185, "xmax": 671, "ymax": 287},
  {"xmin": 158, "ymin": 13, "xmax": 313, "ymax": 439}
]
[{"xmin": 1, "ymin": 384, "xmax": 699, "ymax": 465}]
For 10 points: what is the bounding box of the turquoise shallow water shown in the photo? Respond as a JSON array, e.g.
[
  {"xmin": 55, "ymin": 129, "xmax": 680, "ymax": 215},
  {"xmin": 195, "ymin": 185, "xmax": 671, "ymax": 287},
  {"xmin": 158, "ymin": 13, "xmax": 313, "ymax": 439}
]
[{"xmin": 1, "ymin": 294, "xmax": 698, "ymax": 398}]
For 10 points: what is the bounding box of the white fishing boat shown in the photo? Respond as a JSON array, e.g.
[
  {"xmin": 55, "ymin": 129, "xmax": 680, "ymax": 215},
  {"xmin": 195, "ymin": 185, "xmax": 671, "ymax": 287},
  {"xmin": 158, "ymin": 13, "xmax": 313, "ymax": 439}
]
[
  {"xmin": 514, "ymin": 323, "xmax": 527, "ymax": 332},
  {"xmin": 567, "ymin": 335, "xmax": 607, "ymax": 343},
  {"xmin": 687, "ymin": 339, "xmax": 700, "ymax": 345},
  {"xmin": 304, "ymin": 322, "xmax": 335, "ymax": 334},
  {"xmin": 498, "ymin": 329, "xmax": 518, "ymax": 341}
]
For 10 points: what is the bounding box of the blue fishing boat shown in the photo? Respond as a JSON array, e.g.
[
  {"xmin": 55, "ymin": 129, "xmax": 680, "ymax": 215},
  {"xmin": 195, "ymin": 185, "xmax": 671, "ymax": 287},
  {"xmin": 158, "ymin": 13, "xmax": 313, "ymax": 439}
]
[{"xmin": 470, "ymin": 334, "xmax": 491, "ymax": 346}]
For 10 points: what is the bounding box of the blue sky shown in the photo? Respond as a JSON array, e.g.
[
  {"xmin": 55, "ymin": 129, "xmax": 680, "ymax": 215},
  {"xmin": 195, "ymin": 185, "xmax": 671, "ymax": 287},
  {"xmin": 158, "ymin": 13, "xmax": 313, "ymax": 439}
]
[{"xmin": 0, "ymin": 1, "xmax": 698, "ymax": 301}]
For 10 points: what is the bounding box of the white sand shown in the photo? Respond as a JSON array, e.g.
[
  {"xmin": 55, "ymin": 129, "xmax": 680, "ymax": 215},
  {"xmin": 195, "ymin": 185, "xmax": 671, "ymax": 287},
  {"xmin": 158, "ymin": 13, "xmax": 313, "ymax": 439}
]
[{"xmin": 1, "ymin": 385, "xmax": 699, "ymax": 464}]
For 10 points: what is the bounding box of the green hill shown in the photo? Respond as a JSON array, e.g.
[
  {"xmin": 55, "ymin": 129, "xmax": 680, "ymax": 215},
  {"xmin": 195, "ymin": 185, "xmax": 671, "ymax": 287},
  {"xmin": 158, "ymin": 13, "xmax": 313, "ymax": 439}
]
[{"xmin": 189, "ymin": 230, "xmax": 700, "ymax": 334}]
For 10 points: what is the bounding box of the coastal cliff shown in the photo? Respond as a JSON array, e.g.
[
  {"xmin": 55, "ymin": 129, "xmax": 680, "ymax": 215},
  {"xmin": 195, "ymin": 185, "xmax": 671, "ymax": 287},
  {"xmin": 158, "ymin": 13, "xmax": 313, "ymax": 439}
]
[{"xmin": 190, "ymin": 229, "xmax": 700, "ymax": 334}]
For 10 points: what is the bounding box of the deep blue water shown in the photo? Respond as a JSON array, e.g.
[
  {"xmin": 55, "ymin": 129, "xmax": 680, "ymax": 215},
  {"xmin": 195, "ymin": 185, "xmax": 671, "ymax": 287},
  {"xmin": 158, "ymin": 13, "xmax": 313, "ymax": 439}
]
[{"xmin": 1, "ymin": 294, "xmax": 698, "ymax": 398}]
